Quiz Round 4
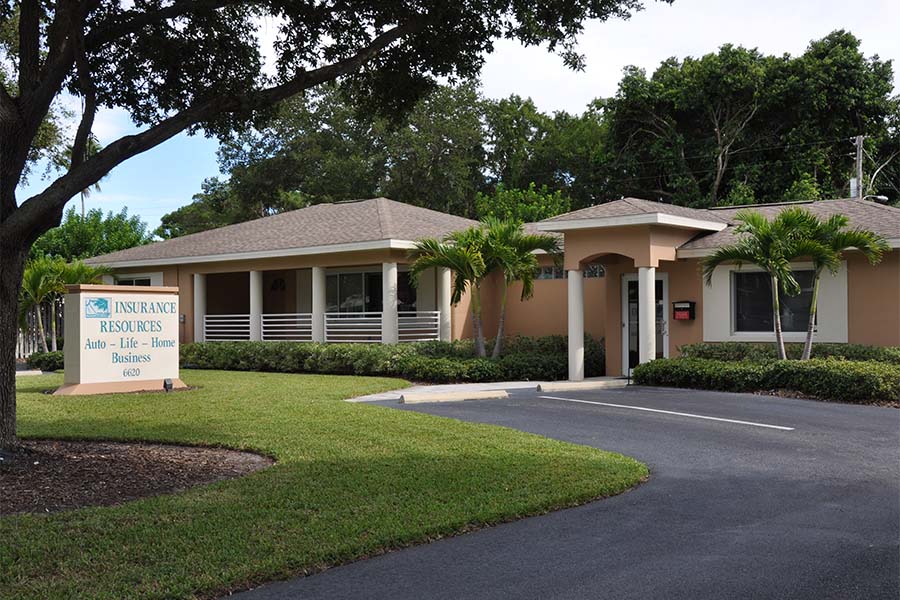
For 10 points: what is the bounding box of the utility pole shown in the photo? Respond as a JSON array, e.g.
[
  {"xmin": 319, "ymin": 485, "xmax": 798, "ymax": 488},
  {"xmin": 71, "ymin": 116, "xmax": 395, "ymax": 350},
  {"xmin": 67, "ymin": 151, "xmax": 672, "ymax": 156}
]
[{"xmin": 854, "ymin": 135, "xmax": 865, "ymax": 198}]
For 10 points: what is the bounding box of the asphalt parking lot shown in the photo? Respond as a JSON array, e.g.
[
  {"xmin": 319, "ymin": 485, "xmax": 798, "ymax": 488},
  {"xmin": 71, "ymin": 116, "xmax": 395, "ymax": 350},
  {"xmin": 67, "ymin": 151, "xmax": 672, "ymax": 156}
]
[{"xmin": 237, "ymin": 386, "xmax": 900, "ymax": 600}]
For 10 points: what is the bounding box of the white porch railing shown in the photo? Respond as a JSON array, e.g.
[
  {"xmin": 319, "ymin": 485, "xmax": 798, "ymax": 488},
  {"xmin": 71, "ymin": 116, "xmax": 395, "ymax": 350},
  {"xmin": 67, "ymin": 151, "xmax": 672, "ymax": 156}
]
[
  {"xmin": 202, "ymin": 311, "xmax": 441, "ymax": 343},
  {"xmin": 262, "ymin": 313, "xmax": 313, "ymax": 341},
  {"xmin": 398, "ymin": 311, "xmax": 441, "ymax": 342},
  {"xmin": 204, "ymin": 314, "xmax": 251, "ymax": 341},
  {"xmin": 325, "ymin": 312, "xmax": 383, "ymax": 343}
]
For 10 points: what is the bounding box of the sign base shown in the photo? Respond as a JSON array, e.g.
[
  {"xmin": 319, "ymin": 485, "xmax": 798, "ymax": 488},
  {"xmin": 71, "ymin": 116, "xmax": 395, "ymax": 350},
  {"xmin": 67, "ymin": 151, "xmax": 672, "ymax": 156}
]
[{"xmin": 53, "ymin": 379, "xmax": 188, "ymax": 396}]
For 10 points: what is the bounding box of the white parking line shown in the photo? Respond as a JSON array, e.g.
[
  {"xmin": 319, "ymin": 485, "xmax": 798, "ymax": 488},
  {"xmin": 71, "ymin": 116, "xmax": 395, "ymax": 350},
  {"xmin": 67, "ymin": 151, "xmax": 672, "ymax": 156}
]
[{"xmin": 538, "ymin": 396, "xmax": 795, "ymax": 431}]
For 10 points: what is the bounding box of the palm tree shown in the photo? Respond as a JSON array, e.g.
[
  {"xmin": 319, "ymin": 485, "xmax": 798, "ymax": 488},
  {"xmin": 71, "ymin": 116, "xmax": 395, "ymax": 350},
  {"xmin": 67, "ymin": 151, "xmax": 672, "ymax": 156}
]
[
  {"xmin": 20, "ymin": 258, "xmax": 110, "ymax": 353},
  {"xmin": 798, "ymin": 213, "xmax": 888, "ymax": 360},
  {"xmin": 701, "ymin": 208, "xmax": 824, "ymax": 360},
  {"xmin": 482, "ymin": 218, "xmax": 560, "ymax": 358},
  {"xmin": 410, "ymin": 227, "xmax": 489, "ymax": 356},
  {"xmin": 19, "ymin": 257, "xmax": 63, "ymax": 353}
]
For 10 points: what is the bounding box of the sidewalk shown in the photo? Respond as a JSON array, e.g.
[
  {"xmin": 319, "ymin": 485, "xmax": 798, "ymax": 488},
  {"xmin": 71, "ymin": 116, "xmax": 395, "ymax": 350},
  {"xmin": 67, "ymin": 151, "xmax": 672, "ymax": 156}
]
[{"xmin": 348, "ymin": 377, "xmax": 628, "ymax": 403}]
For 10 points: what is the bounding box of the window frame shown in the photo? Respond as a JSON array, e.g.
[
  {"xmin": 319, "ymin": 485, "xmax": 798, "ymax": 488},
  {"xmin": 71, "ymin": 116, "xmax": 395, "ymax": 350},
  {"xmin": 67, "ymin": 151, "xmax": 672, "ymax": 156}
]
[{"xmin": 701, "ymin": 260, "xmax": 848, "ymax": 344}]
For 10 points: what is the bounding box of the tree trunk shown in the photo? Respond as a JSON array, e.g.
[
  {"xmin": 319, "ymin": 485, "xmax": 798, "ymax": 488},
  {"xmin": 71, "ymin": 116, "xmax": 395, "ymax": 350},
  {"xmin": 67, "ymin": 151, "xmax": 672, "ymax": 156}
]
[
  {"xmin": 35, "ymin": 305, "xmax": 49, "ymax": 353},
  {"xmin": 771, "ymin": 275, "xmax": 787, "ymax": 360},
  {"xmin": 470, "ymin": 286, "xmax": 486, "ymax": 358},
  {"xmin": 0, "ymin": 244, "xmax": 27, "ymax": 449},
  {"xmin": 491, "ymin": 282, "xmax": 509, "ymax": 359},
  {"xmin": 801, "ymin": 272, "xmax": 822, "ymax": 361},
  {"xmin": 50, "ymin": 300, "xmax": 58, "ymax": 352}
]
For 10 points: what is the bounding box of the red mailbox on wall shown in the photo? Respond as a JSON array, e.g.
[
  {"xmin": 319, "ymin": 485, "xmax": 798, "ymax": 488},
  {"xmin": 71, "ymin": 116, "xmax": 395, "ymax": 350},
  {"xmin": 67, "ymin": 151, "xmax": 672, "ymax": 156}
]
[{"xmin": 672, "ymin": 301, "xmax": 696, "ymax": 321}]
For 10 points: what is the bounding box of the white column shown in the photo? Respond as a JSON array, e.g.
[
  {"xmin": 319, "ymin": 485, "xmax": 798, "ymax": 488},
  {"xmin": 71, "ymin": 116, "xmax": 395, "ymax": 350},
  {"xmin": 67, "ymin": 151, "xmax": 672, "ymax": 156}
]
[
  {"xmin": 638, "ymin": 266, "xmax": 656, "ymax": 364},
  {"xmin": 193, "ymin": 273, "xmax": 206, "ymax": 343},
  {"xmin": 311, "ymin": 267, "xmax": 326, "ymax": 342},
  {"xmin": 249, "ymin": 270, "xmax": 263, "ymax": 341},
  {"xmin": 567, "ymin": 270, "xmax": 584, "ymax": 381},
  {"xmin": 382, "ymin": 262, "xmax": 399, "ymax": 344},
  {"xmin": 437, "ymin": 267, "xmax": 452, "ymax": 341}
]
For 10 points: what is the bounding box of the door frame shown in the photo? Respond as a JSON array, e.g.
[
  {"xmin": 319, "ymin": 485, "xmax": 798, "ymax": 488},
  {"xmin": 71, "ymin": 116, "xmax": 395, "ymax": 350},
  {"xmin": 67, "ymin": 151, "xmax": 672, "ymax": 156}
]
[{"xmin": 621, "ymin": 272, "xmax": 669, "ymax": 374}]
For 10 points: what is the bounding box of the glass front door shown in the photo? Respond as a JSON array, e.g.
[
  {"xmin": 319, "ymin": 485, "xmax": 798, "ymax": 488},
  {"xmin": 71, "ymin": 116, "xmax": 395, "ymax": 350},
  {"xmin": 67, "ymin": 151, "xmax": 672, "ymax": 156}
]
[{"xmin": 623, "ymin": 276, "xmax": 667, "ymax": 373}]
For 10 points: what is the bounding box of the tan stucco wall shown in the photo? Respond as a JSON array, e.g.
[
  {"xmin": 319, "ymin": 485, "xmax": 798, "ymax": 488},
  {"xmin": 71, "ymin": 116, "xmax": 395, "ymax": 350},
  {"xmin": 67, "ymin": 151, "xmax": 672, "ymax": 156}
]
[
  {"xmin": 847, "ymin": 250, "xmax": 900, "ymax": 346},
  {"xmin": 501, "ymin": 277, "xmax": 606, "ymax": 340},
  {"xmin": 563, "ymin": 225, "xmax": 699, "ymax": 270}
]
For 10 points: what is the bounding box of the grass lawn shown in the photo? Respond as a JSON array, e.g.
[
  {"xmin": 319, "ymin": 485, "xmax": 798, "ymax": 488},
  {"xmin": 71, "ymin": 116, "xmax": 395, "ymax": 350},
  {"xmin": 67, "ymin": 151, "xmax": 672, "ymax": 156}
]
[{"xmin": 3, "ymin": 370, "xmax": 647, "ymax": 600}]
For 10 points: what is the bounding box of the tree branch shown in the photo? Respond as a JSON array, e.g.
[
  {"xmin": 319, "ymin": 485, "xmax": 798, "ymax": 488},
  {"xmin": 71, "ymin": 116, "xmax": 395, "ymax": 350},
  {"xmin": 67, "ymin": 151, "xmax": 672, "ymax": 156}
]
[
  {"xmin": 17, "ymin": 0, "xmax": 41, "ymax": 96},
  {"xmin": 0, "ymin": 84, "xmax": 18, "ymax": 121},
  {"xmin": 87, "ymin": 0, "xmax": 252, "ymax": 49},
  {"xmin": 8, "ymin": 20, "xmax": 422, "ymax": 235},
  {"xmin": 70, "ymin": 25, "xmax": 97, "ymax": 171}
]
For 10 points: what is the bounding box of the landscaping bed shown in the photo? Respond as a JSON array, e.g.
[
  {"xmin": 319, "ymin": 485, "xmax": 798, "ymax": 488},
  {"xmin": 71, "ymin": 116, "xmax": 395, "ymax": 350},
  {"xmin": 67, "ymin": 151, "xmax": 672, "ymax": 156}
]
[
  {"xmin": 177, "ymin": 335, "xmax": 605, "ymax": 383},
  {"xmin": 1, "ymin": 440, "xmax": 273, "ymax": 515},
  {"xmin": 633, "ymin": 357, "xmax": 900, "ymax": 404},
  {"xmin": 3, "ymin": 370, "xmax": 646, "ymax": 599}
]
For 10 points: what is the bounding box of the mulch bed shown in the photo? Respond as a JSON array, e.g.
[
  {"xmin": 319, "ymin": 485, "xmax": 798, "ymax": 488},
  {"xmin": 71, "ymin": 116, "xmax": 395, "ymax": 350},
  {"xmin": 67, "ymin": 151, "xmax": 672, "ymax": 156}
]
[{"xmin": 0, "ymin": 440, "xmax": 273, "ymax": 516}]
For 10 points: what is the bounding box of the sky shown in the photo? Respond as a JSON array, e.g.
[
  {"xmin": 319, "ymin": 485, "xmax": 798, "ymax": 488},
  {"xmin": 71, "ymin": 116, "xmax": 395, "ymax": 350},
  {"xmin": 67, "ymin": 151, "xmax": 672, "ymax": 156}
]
[{"xmin": 17, "ymin": 0, "xmax": 900, "ymax": 232}]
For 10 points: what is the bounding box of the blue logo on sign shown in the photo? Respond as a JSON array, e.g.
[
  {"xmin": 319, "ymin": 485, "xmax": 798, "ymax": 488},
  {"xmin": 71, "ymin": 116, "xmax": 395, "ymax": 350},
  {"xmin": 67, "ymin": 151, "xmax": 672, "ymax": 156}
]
[{"xmin": 85, "ymin": 297, "xmax": 110, "ymax": 318}]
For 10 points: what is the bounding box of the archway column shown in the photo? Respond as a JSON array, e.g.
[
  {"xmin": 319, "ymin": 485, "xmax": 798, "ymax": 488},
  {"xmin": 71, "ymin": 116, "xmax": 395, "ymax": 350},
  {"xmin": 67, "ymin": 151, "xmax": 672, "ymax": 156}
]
[
  {"xmin": 567, "ymin": 269, "xmax": 584, "ymax": 381},
  {"xmin": 637, "ymin": 265, "xmax": 656, "ymax": 364}
]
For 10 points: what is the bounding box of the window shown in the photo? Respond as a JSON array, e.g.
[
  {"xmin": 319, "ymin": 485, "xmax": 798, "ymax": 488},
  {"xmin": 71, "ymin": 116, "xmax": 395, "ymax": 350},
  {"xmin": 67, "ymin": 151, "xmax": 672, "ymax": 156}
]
[
  {"xmin": 733, "ymin": 270, "xmax": 815, "ymax": 333},
  {"xmin": 534, "ymin": 263, "xmax": 604, "ymax": 280},
  {"xmin": 326, "ymin": 271, "xmax": 417, "ymax": 313},
  {"xmin": 584, "ymin": 263, "xmax": 605, "ymax": 278},
  {"xmin": 117, "ymin": 278, "xmax": 152, "ymax": 286},
  {"xmin": 535, "ymin": 266, "xmax": 566, "ymax": 280}
]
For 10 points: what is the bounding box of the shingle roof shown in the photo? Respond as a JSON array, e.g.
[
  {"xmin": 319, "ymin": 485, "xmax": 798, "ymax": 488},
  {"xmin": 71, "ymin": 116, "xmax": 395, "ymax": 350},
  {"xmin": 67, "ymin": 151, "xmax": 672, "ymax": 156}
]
[
  {"xmin": 542, "ymin": 197, "xmax": 727, "ymax": 223},
  {"xmin": 680, "ymin": 198, "xmax": 900, "ymax": 250},
  {"xmin": 87, "ymin": 198, "xmax": 479, "ymax": 265}
]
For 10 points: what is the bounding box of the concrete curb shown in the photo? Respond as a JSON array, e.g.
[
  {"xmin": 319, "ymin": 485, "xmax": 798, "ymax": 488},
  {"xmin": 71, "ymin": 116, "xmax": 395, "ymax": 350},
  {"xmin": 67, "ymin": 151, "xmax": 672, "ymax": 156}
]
[
  {"xmin": 400, "ymin": 390, "xmax": 509, "ymax": 404},
  {"xmin": 536, "ymin": 379, "xmax": 629, "ymax": 393}
]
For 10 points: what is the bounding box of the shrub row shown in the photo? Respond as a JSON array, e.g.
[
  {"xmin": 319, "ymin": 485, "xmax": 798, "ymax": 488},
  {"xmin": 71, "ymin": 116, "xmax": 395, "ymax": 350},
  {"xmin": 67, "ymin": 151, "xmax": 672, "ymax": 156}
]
[
  {"xmin": 179, "ymin": 335, "xmax": 604, "ymax": 383},
  {"xmin": 679, "ymin": 342, "xmax": 900, "ymax": 365},
  {"xmin": 632, "ymin": 357, "xmax": 900, "ymax": 404},
  {"xmin": 26, "ymin": 351, "xmax": 64, "ymax": 372}
]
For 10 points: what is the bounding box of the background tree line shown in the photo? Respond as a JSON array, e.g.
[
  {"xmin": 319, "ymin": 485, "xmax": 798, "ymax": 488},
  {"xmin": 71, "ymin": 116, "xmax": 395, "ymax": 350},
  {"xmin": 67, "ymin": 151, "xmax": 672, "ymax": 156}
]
[{"xmin": 156, "ymin": 30, "xmax": 898, "ymax": 238}]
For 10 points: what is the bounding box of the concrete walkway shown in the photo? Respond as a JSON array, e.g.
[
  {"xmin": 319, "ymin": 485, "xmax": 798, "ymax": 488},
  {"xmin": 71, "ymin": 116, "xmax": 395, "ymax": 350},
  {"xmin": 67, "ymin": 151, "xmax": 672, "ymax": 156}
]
[{"xmin": 348, "ymin": 377, "xmax": 627, "ymax": 402}]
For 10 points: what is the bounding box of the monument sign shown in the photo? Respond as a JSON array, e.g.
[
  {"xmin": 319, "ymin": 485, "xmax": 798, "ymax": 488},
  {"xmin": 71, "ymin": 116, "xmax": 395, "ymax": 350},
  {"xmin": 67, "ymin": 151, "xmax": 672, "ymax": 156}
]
[{"xmin": 55, "ymin": 284, "xmax": 186, "ymax": 395}]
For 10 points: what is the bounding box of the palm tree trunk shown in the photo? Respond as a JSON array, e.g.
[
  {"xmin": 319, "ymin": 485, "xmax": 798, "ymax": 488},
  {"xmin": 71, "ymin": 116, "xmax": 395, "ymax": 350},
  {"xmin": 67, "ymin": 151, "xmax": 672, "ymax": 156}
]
[
  {"xmin": 771, "ymin": 275, "xmax": 787, "ymax": 360},
  {"xmin": 491, "ymin": 282, "xmax": 509, "ymax": 359},
  {"xmin": 50, "ymin": 299, "xmax": 58, "ymax": 352},
  {"xmin": 35, "ymin": 305, "xmax": 49, "ymax": 354},
  {"xmin": 801, "ymin": 271, "xmax": 822, "ymax": 361},
  {"xmin": 470, "ymin": 286, "xmax": 486, "ymax": 358}
]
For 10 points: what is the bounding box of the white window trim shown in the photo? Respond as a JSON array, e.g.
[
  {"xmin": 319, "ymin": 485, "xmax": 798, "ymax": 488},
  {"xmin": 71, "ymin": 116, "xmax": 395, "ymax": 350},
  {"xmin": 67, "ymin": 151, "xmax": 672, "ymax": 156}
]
[
  {"xmin": 702, "ymin": 261, "xmax": 848, "ymax": 343},
  {"xmin": 112, "ymin": 271, "xmax": 164, "ymax": 286}
]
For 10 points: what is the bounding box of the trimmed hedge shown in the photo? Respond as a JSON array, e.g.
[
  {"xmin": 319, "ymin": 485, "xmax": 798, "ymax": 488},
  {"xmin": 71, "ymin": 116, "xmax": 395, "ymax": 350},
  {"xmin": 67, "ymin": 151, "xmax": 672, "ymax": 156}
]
[
  {"xmin": 633, "ymin": 357, "xmax": 900, "ymax": 404},
  {"xmin": 679, "ymin": 342, "xmax": 900, "ymax": 365},
  {"xmin": 180, "ymin": 335, "xmax": 604, "ymax": 384},
  {"xmin": 26, "ymin": 351, "xmax": 64, "ymax": 372}
]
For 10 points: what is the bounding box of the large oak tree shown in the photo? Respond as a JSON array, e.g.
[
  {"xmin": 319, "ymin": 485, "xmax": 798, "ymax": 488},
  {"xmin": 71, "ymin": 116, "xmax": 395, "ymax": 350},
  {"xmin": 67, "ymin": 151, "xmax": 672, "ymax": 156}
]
[{"xmin": 0, "ymin": 0, "xmax": 652, "ymax": 448}]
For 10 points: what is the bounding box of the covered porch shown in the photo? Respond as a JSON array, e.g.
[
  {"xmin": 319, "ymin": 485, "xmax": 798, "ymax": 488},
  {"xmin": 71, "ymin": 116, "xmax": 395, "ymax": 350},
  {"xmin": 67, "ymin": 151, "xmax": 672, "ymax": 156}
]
[{"xmin": 193, "ymin": 263, "xmax": 453, "ymax": 344}]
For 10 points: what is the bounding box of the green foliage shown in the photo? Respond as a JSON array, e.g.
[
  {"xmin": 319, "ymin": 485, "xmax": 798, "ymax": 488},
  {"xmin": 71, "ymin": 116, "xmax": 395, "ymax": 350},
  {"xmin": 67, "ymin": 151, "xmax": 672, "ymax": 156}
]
[
  {"xmin": 30, "ymin": 207, "xmax": 151, "ymax": 261},
  {"xmin": 180, "ymin": 336, "xmax": 605, "ymax": 383},
  {"xmin": 603, "ymin": 31, "xmax": 898, "ymax": 206},
  {"xmin": 783, "ymin": 173, "xmax": 822, "ymax": 200},
  {"xmin": 633, "ymin": 357, "xmax": 900, "ymax": 404},
  {"xmin": 10, "ymin": 370, "xmax": 646, "ymax": 598},
  {"xmin": 679, "ymin": 342, "xmax": 900, "ymax": 364},
  {"xmin": 475, "ymin": 183, "xmax": 571, "ymax": 222},
  {"xmin": 154, "ymin": 178, "xmax": 236, "ymax": 239},
  {"xmin": 722, "ymin": 180, "xmax": 756, "ymax": 206},
  {"xmin": 26, "ymin": 351, "xmax": 64, "ymax": 372}
]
